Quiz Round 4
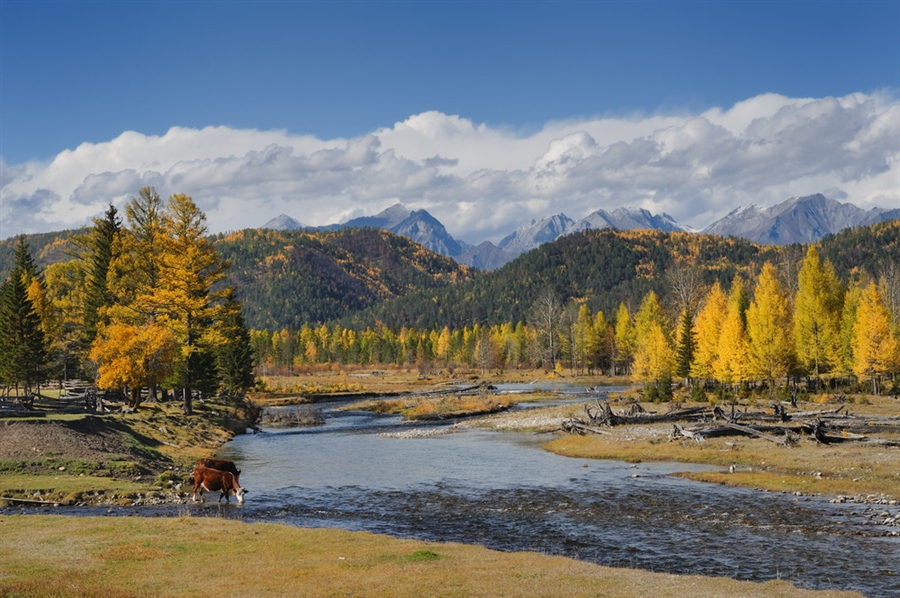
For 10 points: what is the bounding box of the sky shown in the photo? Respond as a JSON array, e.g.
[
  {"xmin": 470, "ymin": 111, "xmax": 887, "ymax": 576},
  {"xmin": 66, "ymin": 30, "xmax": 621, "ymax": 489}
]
[{"xmin": 1, "ymin": 0, "xmax": 899, "ymax": 244}]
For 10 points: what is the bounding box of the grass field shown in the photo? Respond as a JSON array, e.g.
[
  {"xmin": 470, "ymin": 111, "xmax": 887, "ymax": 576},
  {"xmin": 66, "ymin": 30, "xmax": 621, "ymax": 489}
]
[{"xmin": 0, "ymin": 515, "xmax": 862, "ymax": 598}]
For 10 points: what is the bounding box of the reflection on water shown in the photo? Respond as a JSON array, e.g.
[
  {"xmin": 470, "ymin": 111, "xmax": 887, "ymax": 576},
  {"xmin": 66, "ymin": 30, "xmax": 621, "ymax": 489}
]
[{"xmin": 216, "ymin": 405, "xmax": 899, "ymax": 598}]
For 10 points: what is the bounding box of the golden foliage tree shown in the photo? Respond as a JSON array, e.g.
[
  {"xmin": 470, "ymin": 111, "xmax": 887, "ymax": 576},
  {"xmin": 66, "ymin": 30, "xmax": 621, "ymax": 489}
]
[
  {"xmin": 794, "ymin": 246, "xmax": 843, "ymax": 378},
  {"xmin": 715, "ymin": 277, "xmax": 750, "ymax": 386},
  {"xmin": 746, "ymin": 262, "xmax": 794, "ymax": 383},
  {"xmin": 691, "ymin": 281, "xmax": 727, "ymax": 382},
  {"xmin": 851, "ymin": 281, "xmax": 900, "ymax": 394},
  {"xmin": 614, "ymin": 302, "xmax": 635, "ymax": 375},
  {"xmin": 89, "ymin": 322, "xmax": 177, "ymax": 408}
]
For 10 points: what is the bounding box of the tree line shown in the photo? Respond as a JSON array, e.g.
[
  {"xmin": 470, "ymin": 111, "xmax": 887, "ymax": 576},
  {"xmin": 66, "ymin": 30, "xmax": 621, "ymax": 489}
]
[
  {"xmin": 251, "ymin": 246, "xmax": 900, "ymax": 396},
  {"xmin": 0, "ymin": 188, "xmax": 255, "ymax": 413}
]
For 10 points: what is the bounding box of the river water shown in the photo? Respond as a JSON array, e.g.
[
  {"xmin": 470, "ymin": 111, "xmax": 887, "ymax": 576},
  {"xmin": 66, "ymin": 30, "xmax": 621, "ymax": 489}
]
[{"xmin": 209, "ymin": 398, "xmax": 899, "ymax": 597}]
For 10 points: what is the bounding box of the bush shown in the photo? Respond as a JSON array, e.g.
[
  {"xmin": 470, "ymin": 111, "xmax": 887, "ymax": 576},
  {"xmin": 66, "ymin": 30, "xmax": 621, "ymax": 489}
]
[{"xmin": 689, "ymin": 384, "xmax": 707, "ymax": 402}]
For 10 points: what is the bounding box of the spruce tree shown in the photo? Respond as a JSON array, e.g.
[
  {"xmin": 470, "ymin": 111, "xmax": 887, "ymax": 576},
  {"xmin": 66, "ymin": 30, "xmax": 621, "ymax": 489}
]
[
  {"xmin": 0, "ymin": 238, "xmax": 49, "ymax": 395},
  {"xmin": 674, "ymin": 308, "xmax": 695, "ymax": 385},
  {"xmin": 81, "ymin": 203, "xmax": 120, "ymax": 345},
  {"xmin": 216, "ymin": 292, "xmax": 256, "ymax": 397}
]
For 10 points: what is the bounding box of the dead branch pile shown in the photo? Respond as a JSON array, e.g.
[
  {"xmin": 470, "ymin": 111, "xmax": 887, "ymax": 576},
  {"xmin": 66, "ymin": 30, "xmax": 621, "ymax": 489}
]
[{"xmin": 560, "ymin": 400, "xmax": 900, "ymax": 448}]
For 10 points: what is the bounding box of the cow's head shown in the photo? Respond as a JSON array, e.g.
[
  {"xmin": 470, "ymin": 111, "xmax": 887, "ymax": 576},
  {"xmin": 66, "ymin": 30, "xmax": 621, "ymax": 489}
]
[{"xmin": 234, "ymin": 487, "xmax": 248, "ymax": 504}]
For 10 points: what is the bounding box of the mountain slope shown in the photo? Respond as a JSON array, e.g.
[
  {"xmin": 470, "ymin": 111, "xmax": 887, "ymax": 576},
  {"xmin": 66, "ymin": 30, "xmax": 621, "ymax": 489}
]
[
  {"xmin": 212, "ymin": 228, "xmax": 472, "ymax": 330},
  {"xmin": 497, "ymin": 208, "xmax": 688, "ymax": 260},
  {"xmin": 342, "ymin": 229, "xmax": 780, "ymax": 330},
  {"xmin": 703, "ymin": 194, "xmax": 899, "ymax": 244}
]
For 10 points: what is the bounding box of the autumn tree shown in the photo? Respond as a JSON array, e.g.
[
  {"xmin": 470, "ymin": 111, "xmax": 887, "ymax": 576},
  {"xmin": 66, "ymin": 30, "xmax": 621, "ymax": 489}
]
[
  {"xmin": 715, "ymin": 277, "xmax": 750, "ymax": 387},
  {"xmin": 90, "ymin": 322, "xmax": 178, "ymax": 408},
  {"xmin": 794, "ymin": 246, "xmax": 843, "ymax": 380},
  {"xmin": 613, "ymin": 303, "xmax": 635, "ymax": 376},
  {"xmin": 746, "ymin": 262, "xmax": 794, "ymax": 385},
  {"xmin": 42, "ymin": 261, "xmax": 87, "ymax": 381},
  {"xmin": 588, "ymin": 310, "xmax": 613, "ymax": 375},
  {"xmin": 851, "ymin": 281, "xmax": 900, "ymax": 394},
  {"xmin": 632, "ymin": 291, "xmax": 674, "ymax": 398},
  {"xmin": 691, "ymin": 282, "xmax": 727, "ymax": 383}
]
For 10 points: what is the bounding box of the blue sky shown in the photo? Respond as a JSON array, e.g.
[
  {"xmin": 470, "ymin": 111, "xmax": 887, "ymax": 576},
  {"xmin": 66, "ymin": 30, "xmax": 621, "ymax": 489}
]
[{"xmin": 1, "ymin": 1, "xmax": 898, "ymax": 241}]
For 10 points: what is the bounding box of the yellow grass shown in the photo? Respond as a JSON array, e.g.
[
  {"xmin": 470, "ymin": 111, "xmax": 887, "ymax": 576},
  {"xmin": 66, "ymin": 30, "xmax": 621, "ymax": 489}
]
[
  {"xmin": 542, "ymin": 418, "xmax": 900, "ymax": 500},
  {"xmin": 0, "ymin": 515, "xmax": 861, "ymax": 598}
]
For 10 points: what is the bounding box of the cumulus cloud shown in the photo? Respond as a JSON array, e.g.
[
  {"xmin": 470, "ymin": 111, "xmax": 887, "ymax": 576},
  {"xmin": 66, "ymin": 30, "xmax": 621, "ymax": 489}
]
[{"xmin": 1, "ymin": 92, "xmax": 898, "ymax": 243}]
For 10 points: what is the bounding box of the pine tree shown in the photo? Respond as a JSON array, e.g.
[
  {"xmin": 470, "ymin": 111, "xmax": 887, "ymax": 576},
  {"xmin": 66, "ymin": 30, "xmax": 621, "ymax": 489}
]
[
  {"xmin": 0, "ymin": 238, "xmax": 49, "ymax": 395},
  {"xmin": 746, "ymin": 262, "xmax": 794, "ymax": 384},
  {"xmin": 79, "ymin": 203, "xmax": 120, "ymax": 345},
  {"xmin": 674, "ymin": 308, "xmax": 695, "ymax": 384}
]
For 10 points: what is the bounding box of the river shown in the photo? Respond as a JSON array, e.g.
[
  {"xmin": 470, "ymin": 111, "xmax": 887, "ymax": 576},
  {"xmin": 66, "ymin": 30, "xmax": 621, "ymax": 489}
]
[{"xmin": 209, "ymin": 397, "xmax": 899, "ymax": 597}]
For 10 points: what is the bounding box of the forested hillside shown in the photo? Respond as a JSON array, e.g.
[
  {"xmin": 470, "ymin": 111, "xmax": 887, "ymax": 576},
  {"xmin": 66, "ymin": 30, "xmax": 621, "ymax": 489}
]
[
  {"xmin": 0, "ymin": 229, "xmax": 84, "ymax": 277},
  {"xmin": 211, "ymin": 228, "xmax": 473, "ymax": 330},
  {"xmin": 340, "ymin": 229, "xmax": 784, "ymax": 330}
]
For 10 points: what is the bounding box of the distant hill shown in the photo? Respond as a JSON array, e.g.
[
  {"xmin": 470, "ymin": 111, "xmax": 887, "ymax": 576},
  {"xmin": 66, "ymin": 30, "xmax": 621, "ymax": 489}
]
[
  {"xmin": 5, "ymin": 217, "xmax": 897, "ymax": 334},
  {"xmin": 0, "ymin": 228, "xmax": 84, "ymax": 280},
  {"xmin": 703, "ymin": 194, "xmax": 899, "ymax": 245},
  {"xmin": 341, "ymin": 229, "xmax": 780, "ymax": 330},
  {"xmin": 212, "ymin": 227, "xmax": 473, "ymax": 329}
]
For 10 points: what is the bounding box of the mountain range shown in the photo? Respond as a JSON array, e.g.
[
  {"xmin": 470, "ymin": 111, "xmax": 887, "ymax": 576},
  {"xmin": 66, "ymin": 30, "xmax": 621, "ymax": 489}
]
[{"xmin": 262, "ymin": 194, "xmax": 899, "ymax": 269}]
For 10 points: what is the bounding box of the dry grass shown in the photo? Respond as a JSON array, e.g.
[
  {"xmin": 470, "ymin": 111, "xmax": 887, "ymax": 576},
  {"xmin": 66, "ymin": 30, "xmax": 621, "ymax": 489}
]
[
  {"xmin": 540, "ymin": 399, "xmax": 900, "ymax": 500},
  {"xmin": 347, "ymin": 393, "xmax": 518, "ymax": 420},
  {"xmin": 0, "ymin": 515, "xmax": 861, "ymax": 598}
]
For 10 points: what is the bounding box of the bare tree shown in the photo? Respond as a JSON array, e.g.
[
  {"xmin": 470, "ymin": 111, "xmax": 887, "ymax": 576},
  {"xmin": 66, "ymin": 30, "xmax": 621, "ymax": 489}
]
[
  {"xmin": 528, "ymin": 289, "xmax": 563, "ymax": 370},
  {"xmin": 666, "ymin": 259, "xmax": 705, "ymax": 318}
]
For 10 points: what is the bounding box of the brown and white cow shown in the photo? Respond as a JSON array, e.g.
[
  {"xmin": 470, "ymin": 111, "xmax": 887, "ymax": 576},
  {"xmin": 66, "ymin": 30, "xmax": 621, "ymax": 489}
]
[
  {"xmin": 192, "ymin": 466, "xmax": 247, "ymax": 504},
  {"xmin": 195, "ymin": 458, "xmax": 241, "ymax": 481}
]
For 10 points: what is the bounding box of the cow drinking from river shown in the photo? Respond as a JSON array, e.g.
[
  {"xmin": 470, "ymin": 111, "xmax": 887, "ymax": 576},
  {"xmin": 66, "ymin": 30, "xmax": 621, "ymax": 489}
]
[{"xmin": 192, "ymin": 466, "xmax": 247, "ymax": 504}]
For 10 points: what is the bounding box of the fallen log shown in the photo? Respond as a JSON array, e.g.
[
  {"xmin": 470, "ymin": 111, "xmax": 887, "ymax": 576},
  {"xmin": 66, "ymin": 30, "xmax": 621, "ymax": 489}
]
[
  {"xmin": 561, "ymin": 420, "xmax": 611, "ymax": 435},
  {"xmin": 725, "ymin": 422, "xmax": 795, "ymax": 446}
]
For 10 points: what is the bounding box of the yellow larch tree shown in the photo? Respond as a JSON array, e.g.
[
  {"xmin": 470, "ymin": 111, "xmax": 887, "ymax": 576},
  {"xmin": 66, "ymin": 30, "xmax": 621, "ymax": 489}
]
[
  {"xmin": 690, "ymin": 281, "xmax": 727, "ymax": 382},
  {"xmin": 794, "ymin": 246, "xmax": 843, "ymax": 379},
  {"xmin": 154, "ymin": 193, "xmax": 228, "ymax": 414},
  {"xmin": 746, "ymin": 262, "xmax": 795, "ymax": 384},
  {"xmin": 715, "ymin": 277, "xmax": 750, "ymax": 386},
  {"xmin": 851, "ymin": 281, "xmax": 900, "ymax": 394},
  {"xmin": 613, "ymin": 303, "xmax": 635, "ymax": 375}
]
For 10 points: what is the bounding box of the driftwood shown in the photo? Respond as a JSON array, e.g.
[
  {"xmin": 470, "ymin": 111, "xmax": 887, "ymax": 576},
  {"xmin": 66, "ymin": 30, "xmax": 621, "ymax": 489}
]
[
  {"xmin": 563, "ymin": 399, "xmax": 900, "ymax": 449},
  {"xmin": 0, "ymin": 496, "xmax": 61, "ymax": 506}
]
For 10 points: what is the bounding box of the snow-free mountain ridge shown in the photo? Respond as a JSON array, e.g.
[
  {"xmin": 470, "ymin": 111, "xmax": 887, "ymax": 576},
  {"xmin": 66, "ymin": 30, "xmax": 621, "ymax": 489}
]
[{"xmin": 262, "ymin": 194, "xmax": 899, "ymax": 269}]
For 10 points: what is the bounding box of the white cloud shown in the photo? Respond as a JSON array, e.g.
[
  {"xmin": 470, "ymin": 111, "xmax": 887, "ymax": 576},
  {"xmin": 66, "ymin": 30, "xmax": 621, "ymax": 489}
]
[{"xmin": 1, "ymin": 92, "xmax": 898, "ymax": 243}]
